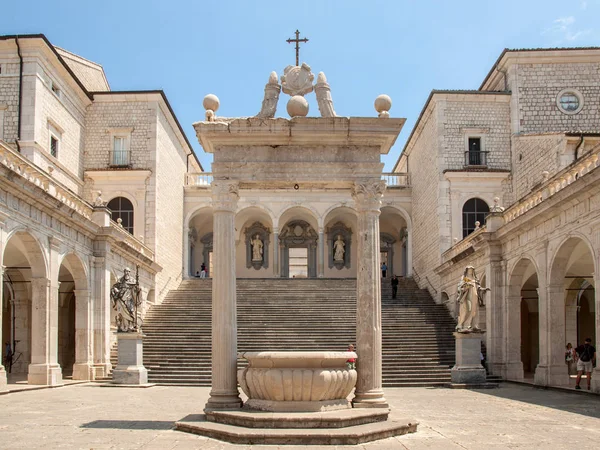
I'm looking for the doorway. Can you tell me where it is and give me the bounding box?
[289,248,308,278]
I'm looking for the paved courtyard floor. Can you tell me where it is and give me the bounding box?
[0,383,598,449]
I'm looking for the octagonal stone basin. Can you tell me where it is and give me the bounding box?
[237,351,358,412]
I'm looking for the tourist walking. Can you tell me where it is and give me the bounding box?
[200,262,207,278]
[575,337,596,390]
[346,344,356,370]
[391,275,399,299]
[565,343,576,375]
[381,262,387,278]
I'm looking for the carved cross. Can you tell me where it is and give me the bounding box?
[286,29,309,66]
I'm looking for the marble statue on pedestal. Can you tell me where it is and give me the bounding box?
[251,234,264,262]
[333,235,345,261]
[456,266,489,333]
[111,267,142,332]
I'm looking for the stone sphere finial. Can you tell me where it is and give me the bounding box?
[117,217,123,227]
[287,95,309,117]
[541,170,550,181]
[374,94,392,118]
[475,221,481,229]
[203,94,220,122]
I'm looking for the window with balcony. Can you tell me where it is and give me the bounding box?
[465,137,487,166]
[107,196,134,234]
[111,136,130,167]
[462,198,490,238]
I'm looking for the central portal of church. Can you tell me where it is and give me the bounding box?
[279,220,318,278]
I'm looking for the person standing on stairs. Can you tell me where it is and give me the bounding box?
[200,262,207,278]
[381,262,387,278]
[391,275,399,299]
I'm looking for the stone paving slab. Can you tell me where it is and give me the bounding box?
[0,383,599,449]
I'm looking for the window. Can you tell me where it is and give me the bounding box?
[557,89,583,115]
[462,198,490,238]
[465,137,487,166]
[107,197,134,234]
[51,82,61,98]
[111,136,130,166]
[50,135,59,158]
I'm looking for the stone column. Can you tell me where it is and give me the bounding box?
[503,295,524,380]
[92,254,112,379]
[318,228,325,278]
[351,181,388,408]
[273,228,280,278]
[205,181,242,410]
[0,264,6,391]
[28,277,62,385]
[534,284,569,386]
[72,289,94,380]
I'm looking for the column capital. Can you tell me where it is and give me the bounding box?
[212,181,239,213]
[272,227,279,234]
[351,180,385,213]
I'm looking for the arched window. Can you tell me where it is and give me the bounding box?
[462,198,489,238]
[107,197,134,234]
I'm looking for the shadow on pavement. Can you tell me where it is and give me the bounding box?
[81,420,175,430]
[469,383,600,419]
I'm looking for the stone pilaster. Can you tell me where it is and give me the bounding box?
[0,264,6,391]
[503,295,525,380]
[273,228,280,278]
[206,180,242,410]
[591,271,600,393]
[318,228,325,278]
[351,181,388,408]
[28,277,62,386]
[92,254,111,378]
[183,226,190,278]
[72,289,94,381]
[534,284,569,386]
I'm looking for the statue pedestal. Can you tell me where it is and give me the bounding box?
[451,332,487,386]
[112,332,148,385]
[0,366,7,392]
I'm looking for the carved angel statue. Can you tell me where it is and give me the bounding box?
[334,235,345,261]
[110,267,142,332]
[251,235,264,261]
[456,266,489,333]
[256,71,281,119]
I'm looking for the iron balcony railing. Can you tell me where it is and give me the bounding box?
[109,150,131,168]
[464,151,488,167]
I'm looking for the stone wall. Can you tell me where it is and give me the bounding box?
[84,99,153,170]
[153,106,187,299]
[512,62,600,135]
[406,104,441,295]
[0,62,19,143]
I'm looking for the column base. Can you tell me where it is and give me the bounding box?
[28,363,63,386]
[534,364,569,387]
[205,390,243,411]
[93,363,112,379]
[0,366,7,391]
[590,368,600,393]
[352,390,389,409]
[499,362,524,381]
[72,362,95,381]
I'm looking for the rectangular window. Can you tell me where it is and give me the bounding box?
[51,82,61,98]
[465,137,487,166]
[50,135,59,158]
[111,136,130,166]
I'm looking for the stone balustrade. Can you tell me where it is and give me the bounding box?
[504,145,600,224]
[111,220,155,261]
[185,172,213,187]
[0,142,93,220]
[442,226,485,262]
[382,172,410,187]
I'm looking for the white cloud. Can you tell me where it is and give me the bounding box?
[581,1,588,10]
[542,16,592,42]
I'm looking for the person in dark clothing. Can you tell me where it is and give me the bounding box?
[391,275,399,299]
[381,262,387,278]
[200,262,207,278]
[575,337,597,390]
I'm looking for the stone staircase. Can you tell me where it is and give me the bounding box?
[113,277,456,387]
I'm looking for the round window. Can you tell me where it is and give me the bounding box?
[556,89,583,114]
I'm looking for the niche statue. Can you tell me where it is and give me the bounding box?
[110,266,142,332]
[251,234,264,262]
[456,266,489,333]
[333,235,345,262]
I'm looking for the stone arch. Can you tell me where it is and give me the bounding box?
[462,197,490,238]
[323,206,357,276]
[3,228,48,279]
[507,256,540,380]
[549,234,597,283]
[277,205,320,232]
[184,204,213,228]
[380,205,412,277]
[235,205,275,241]
[185,206,214,278]
[58,253,89,291]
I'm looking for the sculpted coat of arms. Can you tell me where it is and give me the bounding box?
[281,63,314,96]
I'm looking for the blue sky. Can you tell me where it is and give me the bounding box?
[2,0,600,171]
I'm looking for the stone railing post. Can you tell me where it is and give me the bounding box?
[206,180,242,410]
[351,180,388,408]
[72,289,94,380]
